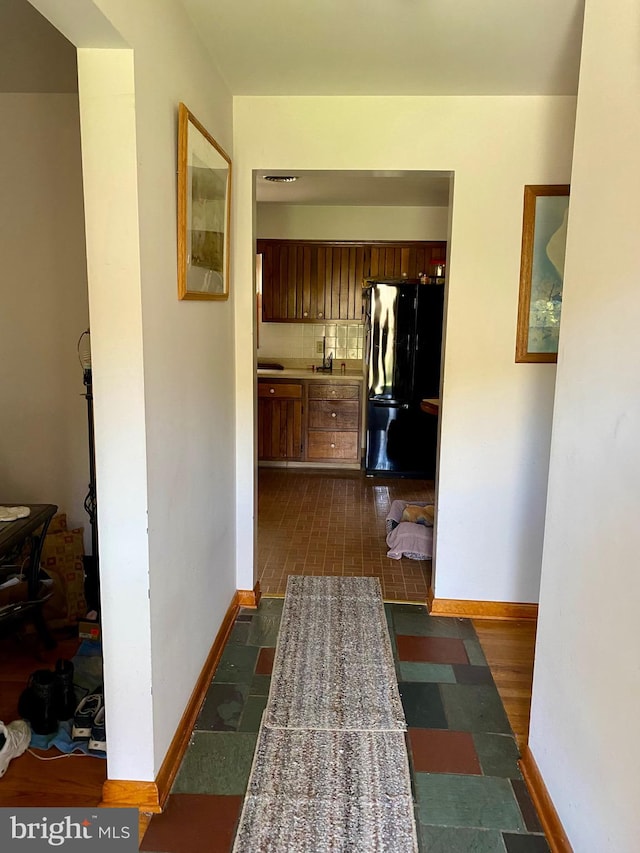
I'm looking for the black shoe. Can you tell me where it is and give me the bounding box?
[54,659,76,721]
[18,670,58,735]
[88,706,106,754]
[72,688,103,741]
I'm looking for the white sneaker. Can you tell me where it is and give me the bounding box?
[0,720,31,778]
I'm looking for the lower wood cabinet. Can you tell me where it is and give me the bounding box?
[305,382,360,462]
[258,378,361,465]
[257,381,303,461]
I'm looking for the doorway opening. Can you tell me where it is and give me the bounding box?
[0,0,104,806]
[253,169,453,603]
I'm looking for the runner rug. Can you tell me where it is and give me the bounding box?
[233,576,418,853]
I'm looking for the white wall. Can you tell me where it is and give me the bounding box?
[76,49,154,782]
[115,0,236,777]
[234,95,576,601]
[34,0,235,781]
[0,93,90,538]
[257,203,448,241]
[530,1,640,849]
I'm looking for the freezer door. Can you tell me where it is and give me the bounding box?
[366,283,417,402]
[365,401,438,477]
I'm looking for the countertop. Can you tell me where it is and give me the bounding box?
[257,368,364,383]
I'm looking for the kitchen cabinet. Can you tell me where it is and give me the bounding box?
[306,382,361,462]
[257,381,303,460]
[257,240,446,323]
[257,377,362,466]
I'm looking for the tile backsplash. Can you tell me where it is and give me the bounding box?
[258,322,364,362]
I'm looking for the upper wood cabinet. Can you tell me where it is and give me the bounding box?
[257,240,446,323]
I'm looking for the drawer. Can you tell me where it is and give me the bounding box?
[308,400,359,430]
[306,431,360,461]
[307,383,360,401]
[258,382,303,399]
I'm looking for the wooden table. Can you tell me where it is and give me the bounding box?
[0,503,58,647]
[420,398,440,416]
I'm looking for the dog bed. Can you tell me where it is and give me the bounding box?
[385,500,434,560]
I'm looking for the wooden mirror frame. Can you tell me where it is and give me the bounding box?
[515,184,570,363]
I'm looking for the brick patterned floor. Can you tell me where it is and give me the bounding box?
[258,468,434,602]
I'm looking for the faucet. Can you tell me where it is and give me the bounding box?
[319,336,333,372]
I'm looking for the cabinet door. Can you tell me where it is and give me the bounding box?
[327,245,369,320]
[368,243,446,280]
[259,240,446,322]
[257,381,303,460]
[258,397,303,460]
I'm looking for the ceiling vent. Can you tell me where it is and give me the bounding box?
[263,175,298,183]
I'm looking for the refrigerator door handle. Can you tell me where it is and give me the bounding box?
[369,399,410,408]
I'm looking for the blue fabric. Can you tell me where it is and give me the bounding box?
[29,720,105,758]
[76,639,102,657]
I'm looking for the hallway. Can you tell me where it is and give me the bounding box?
[141,596,546,852]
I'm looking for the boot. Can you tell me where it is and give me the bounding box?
[18,670,57,735]
[54,659,76,721]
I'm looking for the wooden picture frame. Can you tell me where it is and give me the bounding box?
[515,184,570,362]
[177,103,231,300]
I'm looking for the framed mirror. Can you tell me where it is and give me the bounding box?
[515,184,570,362]
[177,103,231,300]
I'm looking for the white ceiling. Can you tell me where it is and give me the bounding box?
[221,0,584,208]
[181,0,584,97]
[256,170,451,206]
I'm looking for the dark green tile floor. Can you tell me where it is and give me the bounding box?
[141,596,549,853]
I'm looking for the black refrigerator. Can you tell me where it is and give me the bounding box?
[363,279,444,478]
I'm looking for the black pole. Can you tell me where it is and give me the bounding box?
[83,367,100,613]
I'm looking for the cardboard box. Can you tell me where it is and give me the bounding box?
[78,619,101,642]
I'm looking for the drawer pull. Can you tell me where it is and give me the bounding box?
[269,388,275,394]
[331,412,337,418]
[330,443,335,448]
[331,390,336,395]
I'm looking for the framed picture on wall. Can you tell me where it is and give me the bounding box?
[515,184,570,362]
[177,102,232,300]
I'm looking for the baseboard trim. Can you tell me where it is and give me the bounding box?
[519,745,573,852]
[430,598,538,620]
[237,581,261,608]
[426,584,435,610]
[101,589,241,812]
[100,780,160,812]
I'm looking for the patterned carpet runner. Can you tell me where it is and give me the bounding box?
[233,576,418,852]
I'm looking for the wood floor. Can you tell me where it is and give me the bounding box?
[0,631,106,809]
[473,617,537,747]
